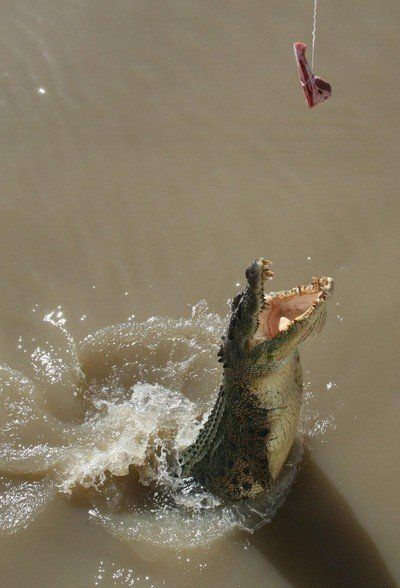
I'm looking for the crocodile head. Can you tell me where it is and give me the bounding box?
[226,259,334,367]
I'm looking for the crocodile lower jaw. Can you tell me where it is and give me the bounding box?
[254,277,334,343]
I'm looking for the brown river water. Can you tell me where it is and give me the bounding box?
[0,1,399,587]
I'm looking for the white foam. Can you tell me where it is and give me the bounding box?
[58,383,199,493]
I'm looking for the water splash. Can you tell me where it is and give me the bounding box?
[0,301,334,547]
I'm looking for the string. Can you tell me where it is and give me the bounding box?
[311,0,318,69]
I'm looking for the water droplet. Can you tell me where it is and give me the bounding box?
[37,87,47,95]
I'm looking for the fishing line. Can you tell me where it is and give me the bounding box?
[311,0,318,69]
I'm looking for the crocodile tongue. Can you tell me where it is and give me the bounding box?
[278,316,292,332]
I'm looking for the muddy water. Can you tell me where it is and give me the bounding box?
[0,1,399,587]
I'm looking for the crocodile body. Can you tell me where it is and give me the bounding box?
[180,259,333,501]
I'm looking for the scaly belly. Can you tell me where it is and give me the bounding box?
[266,398,301,479]
[254,356,303,481]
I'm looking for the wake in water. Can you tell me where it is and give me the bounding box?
[0,302,332,550]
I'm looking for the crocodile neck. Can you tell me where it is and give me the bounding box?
[180,350,303,500]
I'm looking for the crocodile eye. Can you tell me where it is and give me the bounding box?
[259,428,269,437]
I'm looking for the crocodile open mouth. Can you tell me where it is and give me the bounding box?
[255,277,334,342]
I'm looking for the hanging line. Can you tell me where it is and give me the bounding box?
[311,0,318,70]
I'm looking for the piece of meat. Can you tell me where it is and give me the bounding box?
[293,42,332,108]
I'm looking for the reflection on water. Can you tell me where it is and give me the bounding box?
[250,451,398,588]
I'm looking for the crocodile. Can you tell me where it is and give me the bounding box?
[179,258,333,501]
